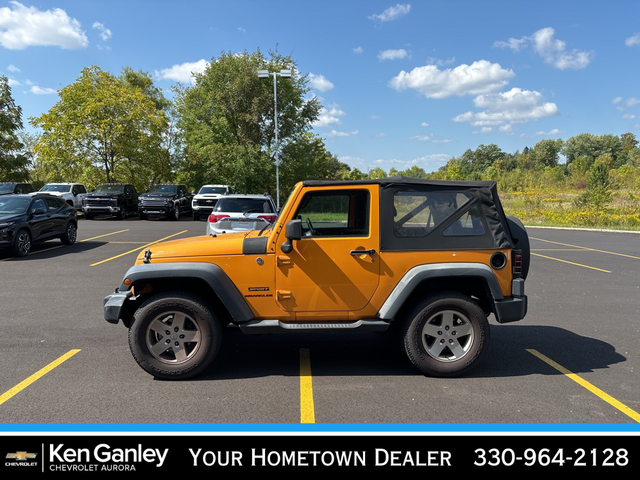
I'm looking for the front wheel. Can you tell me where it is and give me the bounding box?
[13,229,31,257]
[402,291,489,377]
[128,292,222,380]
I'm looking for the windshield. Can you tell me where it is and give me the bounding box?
[41,184,70,192]
[215,197,273,213]
[0,184,15,193]
[94,184,124,194]
[0,196,30,214]
[147,185,177,194]
[199,186,227,195]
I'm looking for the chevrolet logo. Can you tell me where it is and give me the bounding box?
[6,451,37,460]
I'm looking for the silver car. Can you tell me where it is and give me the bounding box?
[205,194,277,235]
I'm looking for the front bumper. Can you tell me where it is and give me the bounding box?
[103,291,129,324]
[138,204,174,215]
[83,205,119,214]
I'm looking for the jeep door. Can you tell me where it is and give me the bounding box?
[275,186,380,318]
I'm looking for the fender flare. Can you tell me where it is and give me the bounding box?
[117,262,254,323]
[378,263,503,320]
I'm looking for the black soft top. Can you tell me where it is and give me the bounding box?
[301,176,514,251]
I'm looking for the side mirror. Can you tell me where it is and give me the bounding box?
[281,219,302,253]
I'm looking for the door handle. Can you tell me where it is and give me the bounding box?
[350,249,376,256]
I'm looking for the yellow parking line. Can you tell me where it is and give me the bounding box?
[0,350,81,406]
[527,349,640,423]
[81,229,130,242]
[531,252,611,273]
[90,230,188,266]
[531,236,640,260]
[300,348,315,423]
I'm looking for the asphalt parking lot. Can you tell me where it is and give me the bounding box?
[0,215,639,429]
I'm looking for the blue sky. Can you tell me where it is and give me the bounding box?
[2,0,640,175]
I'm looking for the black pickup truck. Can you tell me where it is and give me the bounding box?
[137,184,193,220]
[82,183,139,220]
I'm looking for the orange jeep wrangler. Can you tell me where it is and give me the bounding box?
[104,177,529,380]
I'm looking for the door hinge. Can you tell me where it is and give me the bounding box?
[277,255,292,266]
[277,290,292,300]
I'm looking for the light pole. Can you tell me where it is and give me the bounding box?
[258,69,291,211]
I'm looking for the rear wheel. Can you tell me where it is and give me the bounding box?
[128,292,222,380]
[402,291,489,377]
[60,222,77,245]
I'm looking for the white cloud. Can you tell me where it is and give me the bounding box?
[389,60,514,99]
[155,59,208,84]
[0,1,88,50]
[326,129,358,137]
[494,27,593,70]
[625,33,640,47]
[313,104,346,127]
[613,96,640,110]
[378,48,409,61]
[353,46,363,54]
[369,4,411,23]
[30,85,56,95]
[7,64,20,72]
[453,88,559,127]
[308,73,334,92]
[92,22,112,41]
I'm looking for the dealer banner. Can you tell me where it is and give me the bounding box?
[0,434,636,474]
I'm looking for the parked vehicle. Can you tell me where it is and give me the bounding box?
[0,182,35,195]
[40,183,88,209]
[104,177,529,380]
[138,184,193,220]
[206,194,277,235]
[0,193,77,257]
[191,184,232,220]
[82,183,138,220]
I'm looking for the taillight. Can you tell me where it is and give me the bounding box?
[512,249,523,277]
[257,215,277,223]
[209,214,229,223]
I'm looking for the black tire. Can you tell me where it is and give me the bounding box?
[172,204,180,220]
[192,212,199,221]
[139,212,147,220]
[117,205,126,220]
[12,229,31,257]
[128,292,222,380]
[402,291,489,377]
[84,212,93,220]
[507,216,530,279]
[60,221,77,245]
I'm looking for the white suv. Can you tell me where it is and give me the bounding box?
[39,183,88,209]
[191,184,232,220]
[206,194,277,235]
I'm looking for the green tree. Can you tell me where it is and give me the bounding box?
[30,66,170,191]
[576,159,613,210]
[0,76,28,181]
[175,48,322,203]
[530,138,564,169]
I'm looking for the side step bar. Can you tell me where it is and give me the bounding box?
[238,319,391,334]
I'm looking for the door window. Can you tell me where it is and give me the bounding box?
[294,190,369,237]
